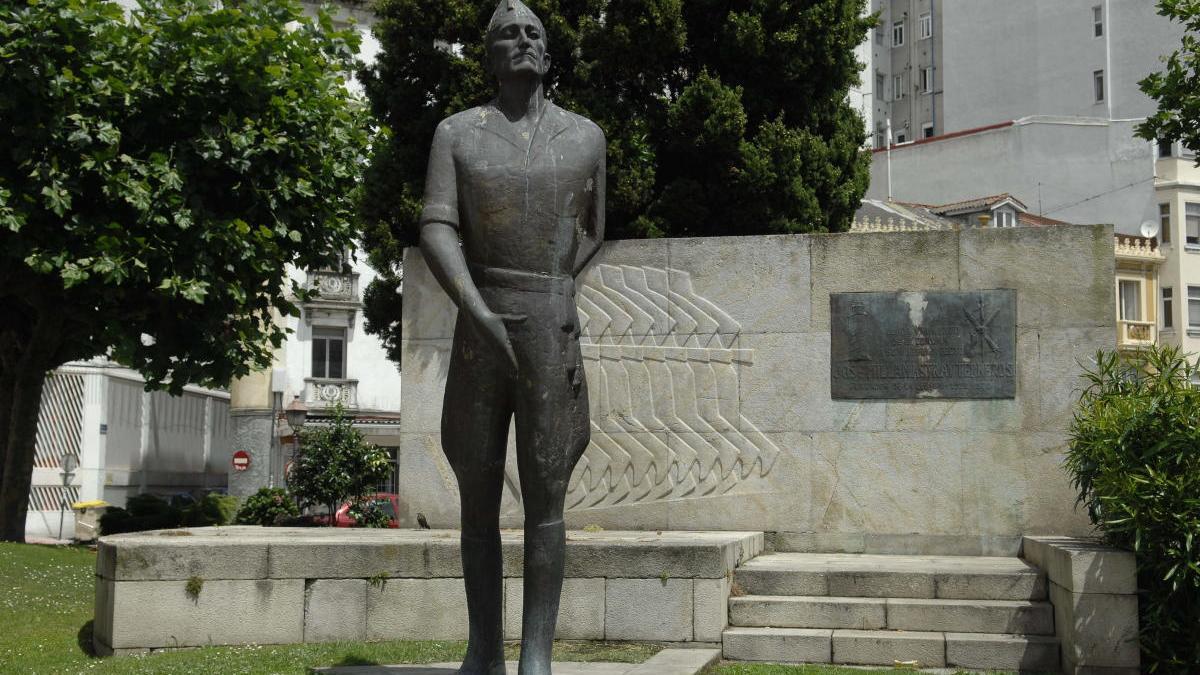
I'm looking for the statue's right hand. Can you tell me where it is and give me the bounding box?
[470,309,526,372]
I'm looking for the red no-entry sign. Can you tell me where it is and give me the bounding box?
[232,450,251,472]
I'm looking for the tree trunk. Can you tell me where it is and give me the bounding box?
[0,309,63,543]
[0,367,14,501]
[0,367,46,542]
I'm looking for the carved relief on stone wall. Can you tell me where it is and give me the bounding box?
[564,264,781,509]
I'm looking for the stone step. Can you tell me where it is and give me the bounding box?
[730,595,1055,635]
[735,552,1046,600]
[722,627,1060,671]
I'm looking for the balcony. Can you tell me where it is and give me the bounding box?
[303,270,361,327]
[304,378,359,411]
[306,270,359,303]
[1117,320,1156,351]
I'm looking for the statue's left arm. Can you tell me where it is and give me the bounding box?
[573,130,606,276]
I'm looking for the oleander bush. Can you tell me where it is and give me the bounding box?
[1067,346,1200,671]
[235,487,300,526]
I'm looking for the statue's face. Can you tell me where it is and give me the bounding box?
[488,16,549,82]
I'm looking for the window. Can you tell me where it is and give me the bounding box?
[876,72,885,94]
[375,448,399,494]
[919,12,932,39]
[1119,280,1142,321]
[995,210,1017,228]
[895,131,907,144]
[1190,286,1200,328]
[312,326,346,379]
[892,20,904,47]
[875,28,883,45]
[922,122,935,139]
[1160,203,1172,244]
[893,74,904,100]
[1186,203,1200,244]
[1159,138,1174,158]
[1093,5,1103,37]
[1094,70,1105,103]
[875,132,885,149]
[920,67,934,94]
[1163,287,1174,329]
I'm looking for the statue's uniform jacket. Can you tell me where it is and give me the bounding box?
[421,100,604,513]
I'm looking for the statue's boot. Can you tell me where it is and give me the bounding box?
[517,518,566,675]
[459,530,506,675]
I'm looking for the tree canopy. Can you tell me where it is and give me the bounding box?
[358,0,875,361]
[1138,1,1200,154]
[0,0,370,541]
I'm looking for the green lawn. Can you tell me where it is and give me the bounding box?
[0,542,985,675]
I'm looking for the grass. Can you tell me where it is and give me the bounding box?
[0,542,1001,675]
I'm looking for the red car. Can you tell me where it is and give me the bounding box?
[315,493,401,528]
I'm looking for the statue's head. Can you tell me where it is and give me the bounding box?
[486,0,549,84]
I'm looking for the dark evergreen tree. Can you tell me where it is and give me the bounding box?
[358,0,875,356]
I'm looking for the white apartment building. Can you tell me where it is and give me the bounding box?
[869,0,1181,147]
[1153,146,1200,368]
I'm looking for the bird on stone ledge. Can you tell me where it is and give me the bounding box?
[416,512,431,529]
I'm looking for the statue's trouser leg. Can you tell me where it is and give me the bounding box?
[443,318,513,675]
[512,321,590,675]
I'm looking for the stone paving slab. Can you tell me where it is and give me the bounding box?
[312,649,720,675]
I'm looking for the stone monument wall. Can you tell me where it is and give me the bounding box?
[397,226,1115,555]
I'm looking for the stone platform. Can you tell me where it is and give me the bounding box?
[93,527,761,655]
[313,648,721,675]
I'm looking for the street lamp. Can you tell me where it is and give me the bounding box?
[285,395,308,434]
[283,396,308,486]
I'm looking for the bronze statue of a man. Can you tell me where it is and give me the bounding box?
[419,1,605,673]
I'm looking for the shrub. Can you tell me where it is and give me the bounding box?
[181,493,240,527]
[289,404,391,525]
[99,494,180,534]
[347,499,391,529]
[1067,346,1200,671]
[234,487,299,526]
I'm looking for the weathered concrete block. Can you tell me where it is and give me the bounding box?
[1050,582,1140,668]
[1023,536,1137,594]
[97,537,268,581]
[269,540,428,580]
[722,627,832,663]
[504,578,605,640]
[366,578,469,641]
[827,569,935,599]
[730,596,886,630]
[958,224,1114,328]
[810,230,961,331]
[933,570,1046,601]
[946,632,1060,671]
[692,577,730,642]
[885,597,1054,634]
[304,579,367,643]
[831,629,945,667]
[626,648,721,675]
[105,578,303,649]
[604,578,692,642]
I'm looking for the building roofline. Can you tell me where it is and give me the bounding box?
[873,120,1014,154]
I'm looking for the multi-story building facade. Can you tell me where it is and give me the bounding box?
[1153,146,1200,374]
[870,0,944,147]
[869,0,1182,147]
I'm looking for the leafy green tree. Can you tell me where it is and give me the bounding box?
[358,0,875,355]
[1139,1,1200,153]
[0,0,370,541]
[289,405,391,525]
[1067,346,1200,671]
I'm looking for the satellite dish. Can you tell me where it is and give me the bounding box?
[1140,220,1161,239]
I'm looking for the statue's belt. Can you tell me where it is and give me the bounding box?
[468,264,584,384]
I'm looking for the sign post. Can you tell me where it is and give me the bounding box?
[232,450,251,472]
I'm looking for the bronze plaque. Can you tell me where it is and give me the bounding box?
[831,290,1017,399]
